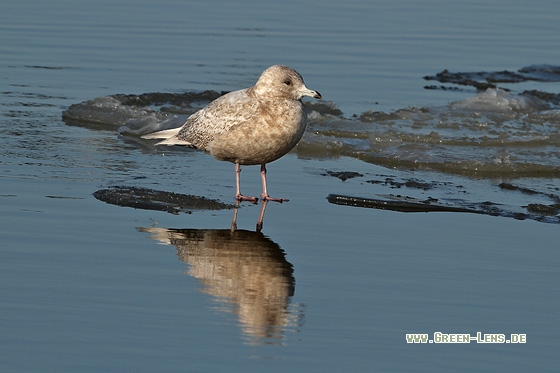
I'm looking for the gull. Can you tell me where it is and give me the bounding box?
[142,65,321,203]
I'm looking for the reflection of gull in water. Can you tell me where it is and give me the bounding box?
[232,199,270,232]
[142,65,321,203]
[139,226,301,345]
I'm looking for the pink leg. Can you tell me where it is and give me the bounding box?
[235,163,258,203]
[260,164,289,203]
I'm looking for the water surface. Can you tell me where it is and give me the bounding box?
[2,0,560,372]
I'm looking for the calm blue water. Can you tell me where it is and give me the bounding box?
[2,0,560,372]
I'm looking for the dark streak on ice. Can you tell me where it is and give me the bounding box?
[424,64,560,92]
[93,186,234,215]
[324,172,560,224]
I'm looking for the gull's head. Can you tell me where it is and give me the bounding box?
[253,65,322,101]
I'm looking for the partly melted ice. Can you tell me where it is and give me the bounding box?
[63,85,560,179]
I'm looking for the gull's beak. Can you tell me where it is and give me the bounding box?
[301,88,322,100]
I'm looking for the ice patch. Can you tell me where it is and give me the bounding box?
[451,89,535,112]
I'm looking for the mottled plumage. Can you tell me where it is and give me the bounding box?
[142,65,321,202]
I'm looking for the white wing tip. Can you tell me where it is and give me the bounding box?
[154,137,193,146]
[141,128,193,146]
[141,127,181,140]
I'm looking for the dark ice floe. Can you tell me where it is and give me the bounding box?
[424,64,560,90]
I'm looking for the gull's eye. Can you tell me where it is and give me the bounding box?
[284,80,292,86]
